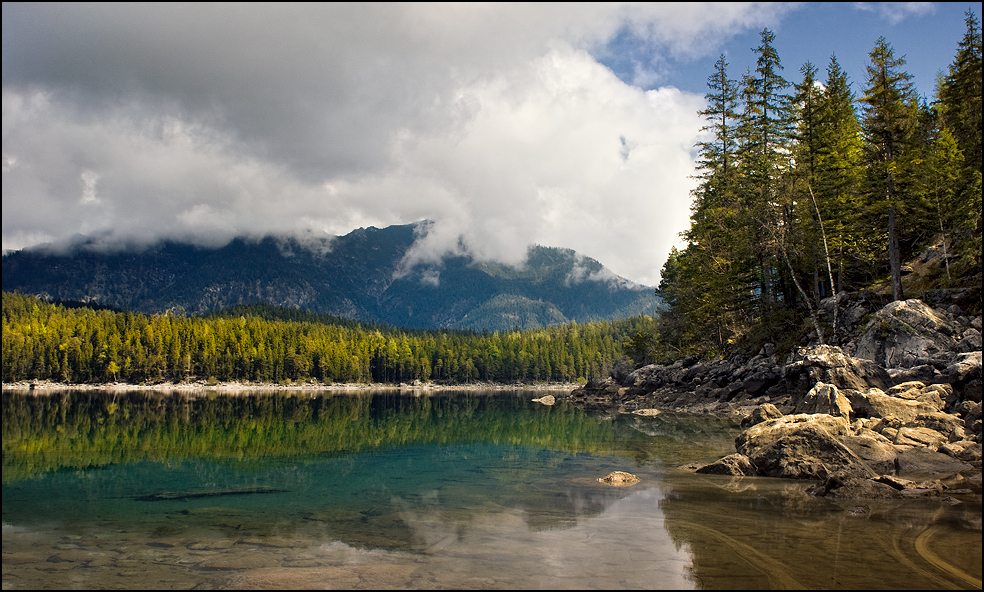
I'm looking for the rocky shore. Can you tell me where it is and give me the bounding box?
[569,296,982,499]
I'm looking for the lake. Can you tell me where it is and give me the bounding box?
[2,389,981,589]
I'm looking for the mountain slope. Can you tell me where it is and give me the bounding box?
[1,223,660,331]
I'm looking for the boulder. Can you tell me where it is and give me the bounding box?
[945,351,982,405]
[938,440,982,463]
[782,345,891,398]
[893,426,949,449]
[854,300,963,369]
[956,328,982,353]
[887,364,941,384]
[852,387,944,423]
[598,471,640,487]
[741,403,784,427]
[735,414,875,480]
[894,447,974,480]
[838,430,899,475]
[695,453,756,476]
[793,382,853,420]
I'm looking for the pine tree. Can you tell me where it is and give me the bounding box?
[736,28,794,308]
[939,10,983,170]
[860,37,920,301]
[813,55,868,293]
[937,10,983,285]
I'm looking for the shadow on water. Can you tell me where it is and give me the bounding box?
[2,389,981,589]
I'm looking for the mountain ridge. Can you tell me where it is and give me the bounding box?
[1,223,660,331]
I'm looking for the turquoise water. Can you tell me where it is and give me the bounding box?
[2,389,981,589]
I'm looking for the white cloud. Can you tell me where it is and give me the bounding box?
[2,3,795,285]
[852,2,936,26]
[79,169,100,204]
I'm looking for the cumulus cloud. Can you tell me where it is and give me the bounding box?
[1,3,793,285]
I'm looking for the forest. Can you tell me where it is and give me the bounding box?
[656,13,982,359]
[1,292,649,385]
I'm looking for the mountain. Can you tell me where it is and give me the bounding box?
[1,223,660,331]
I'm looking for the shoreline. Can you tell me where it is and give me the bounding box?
[1,379,582,394]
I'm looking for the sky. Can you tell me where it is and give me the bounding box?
[3,2,980,287]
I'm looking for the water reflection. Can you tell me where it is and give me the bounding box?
[2,389,625,481]
[660,473,983,589]
[2,389,980,590]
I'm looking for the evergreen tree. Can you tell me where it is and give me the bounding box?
[939,10,983,170]
[814,55,868,293]
[937,10,983,286]
[859,37,920,301]
[736,28,794,307]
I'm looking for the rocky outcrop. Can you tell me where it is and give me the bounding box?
[693,381,981,498]
[735,413,877,480]
[854,299,967,369]
[570,297,982,416]
[570,296,982,499]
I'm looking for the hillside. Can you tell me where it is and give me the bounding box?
[1,223,660,331]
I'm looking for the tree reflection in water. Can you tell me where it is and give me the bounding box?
[2,389,980,590]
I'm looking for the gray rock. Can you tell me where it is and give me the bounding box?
[887,364,941,384]
[854,300,962,369]
[793,382,853,420]
[852,387,944,422]
[944,351,982,406]
[783,345,891,395]
[742,403,784,427]
[695,453,756,476]
[956,328,982,353]
[945,351,982,383]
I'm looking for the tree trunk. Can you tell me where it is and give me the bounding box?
[888,205,904,301]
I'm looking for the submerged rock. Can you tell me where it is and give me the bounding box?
[598,471,640,487]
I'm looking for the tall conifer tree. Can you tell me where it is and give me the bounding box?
[814,55,867,294]
[737,28,794,309]
[860,37,919,301]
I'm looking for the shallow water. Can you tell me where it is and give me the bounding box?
[2,389,981,589]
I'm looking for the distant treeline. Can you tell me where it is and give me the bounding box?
[2,292,646,385]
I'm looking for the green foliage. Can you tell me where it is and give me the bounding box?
[1,390,620,481]
[658,18,982,358]
[621,316,663,367]
[2,292,650,385]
